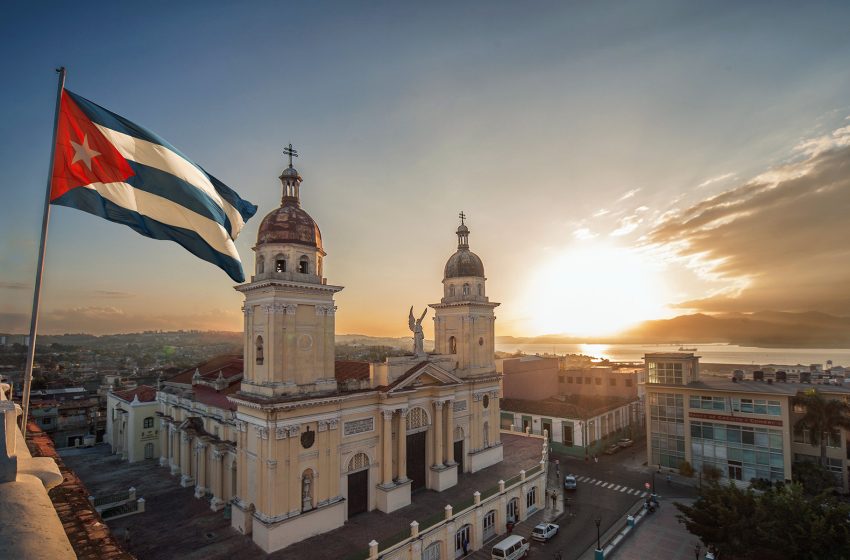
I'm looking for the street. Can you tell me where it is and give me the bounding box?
[528,445,699,560]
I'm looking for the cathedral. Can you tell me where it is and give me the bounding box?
[164,154,504,554]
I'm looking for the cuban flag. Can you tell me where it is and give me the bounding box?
[50,90,257,282]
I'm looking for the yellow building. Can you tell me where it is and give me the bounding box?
[220,160,503,553]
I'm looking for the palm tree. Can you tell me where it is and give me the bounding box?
[791,389,850,467]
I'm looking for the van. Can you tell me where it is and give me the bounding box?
[491,535,529,560]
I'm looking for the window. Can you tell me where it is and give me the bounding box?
[276,258,286,272]
[449,285,455,297]
[477,284,483,296]
[526,486,538,509]
[483,510,496,539]
[256,335,264,365]
[648,362,683,384]
[256,256,265,274]
[463,283,470,296]
[143,417,154,429]
[299,256,309,274]
[609,378,616,386]
[423,542,441,560]
[449,336,457,354]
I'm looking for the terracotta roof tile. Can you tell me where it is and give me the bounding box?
[112,385,158,403]
[166,355,243,385]
[334,361,371,382]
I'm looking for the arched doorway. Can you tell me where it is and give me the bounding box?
[483,509,497,541]
[346,453,370,518]
[506,497,519,523]
[454,524,471,559]
[406,407,430,491]
[423,541,441,560]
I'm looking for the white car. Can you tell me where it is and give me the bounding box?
[530,522,559,542]
[564,474,577,490]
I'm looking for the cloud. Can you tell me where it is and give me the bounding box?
[617,188,641,202]
[647,127,850,315]
[611,215,643,237]
[92,290,135,299]
[0,306,242,335]
[573,228,597,240]
[697,172,736,188]
[593,209,610,218]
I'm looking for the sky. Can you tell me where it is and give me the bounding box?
[2,1,850,339]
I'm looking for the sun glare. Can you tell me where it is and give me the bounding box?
[521,243,670,337]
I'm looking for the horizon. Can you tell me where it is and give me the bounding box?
[4,2,850,341]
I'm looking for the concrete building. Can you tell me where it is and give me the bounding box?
[644,352,850,491]
[558,365,640,400]
[106,385,159,462]
[498,356,559,401]
[156,160,504,554]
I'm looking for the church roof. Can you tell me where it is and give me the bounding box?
[335,361,371,382]
[256,202,323,249]
[444,249,484,278]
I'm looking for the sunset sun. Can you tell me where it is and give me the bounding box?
[522,243,671,337]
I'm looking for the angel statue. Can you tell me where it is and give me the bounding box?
[408,306,428,357]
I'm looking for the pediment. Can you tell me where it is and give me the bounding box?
[389,362,463,393]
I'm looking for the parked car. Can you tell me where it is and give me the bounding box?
[564,474,577,490]
[618,438,634,448]
[531,523,559,542]
[491,535,530,560]
[604,443,621,455]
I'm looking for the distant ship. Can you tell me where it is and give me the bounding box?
[679,346,698,352]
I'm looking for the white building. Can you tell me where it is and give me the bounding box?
[106,385,160,462]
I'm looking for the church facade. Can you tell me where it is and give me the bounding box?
[228,159,504,553]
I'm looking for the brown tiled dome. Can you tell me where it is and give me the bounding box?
[256,201,323,249]
[444,249,484,278]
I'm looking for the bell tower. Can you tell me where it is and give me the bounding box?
[235,146,342,397]
[430,213,499,377]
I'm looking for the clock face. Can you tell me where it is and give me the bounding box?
[301,427,315,449]
[483,395,490,409]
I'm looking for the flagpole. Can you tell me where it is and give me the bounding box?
[20,67,66,438]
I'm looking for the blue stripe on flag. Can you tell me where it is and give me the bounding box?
[66,90,192,164]
[52,188,246,282]
[126,161,233,236]
[205,170,258,225]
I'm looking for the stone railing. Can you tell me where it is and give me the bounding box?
[363,439,549,560]
[90,486,136,510]
[0,383,75,559]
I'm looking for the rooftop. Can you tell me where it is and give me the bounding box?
[502,396,633,419]
[650,377,850,396]
[112,384,157,403]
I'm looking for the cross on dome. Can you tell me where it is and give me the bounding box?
[283,143,299,168]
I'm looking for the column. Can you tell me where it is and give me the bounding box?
[397,409,408,482]
[445,400,455,465]
[210,448,226,510]
[433,401,444,467]
[381,410,393,486]
[159,420,169,466]
[195,442,207,498]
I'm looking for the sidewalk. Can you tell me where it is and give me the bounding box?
[608,498,698,560]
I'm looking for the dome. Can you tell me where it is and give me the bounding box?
[444,249,484,278]
[256,202,323,250]
[279,166,301,180]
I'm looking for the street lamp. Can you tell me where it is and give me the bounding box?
[595,517,602,551]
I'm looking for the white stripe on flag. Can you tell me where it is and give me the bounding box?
[95,125,246,239]
[81,181,240,261]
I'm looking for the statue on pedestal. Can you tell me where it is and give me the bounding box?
[408,306,428,358]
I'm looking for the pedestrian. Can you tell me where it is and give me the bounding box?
[462,535,469,555]
[594,454,598,464]
[551,490,557,508]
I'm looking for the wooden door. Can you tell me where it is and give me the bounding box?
[407,431,427,491]
[347,469,368,517]
[454,440,464,473]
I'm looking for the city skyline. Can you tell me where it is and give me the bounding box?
[3,2,850,338]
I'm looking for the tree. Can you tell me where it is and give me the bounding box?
[676,482,850,560]
[791,389,850,467]
[792,460,837,496]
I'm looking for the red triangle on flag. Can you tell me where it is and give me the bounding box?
[51,91,134,202]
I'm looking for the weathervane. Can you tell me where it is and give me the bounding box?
[283,143,299,167]
[459,211,466,226]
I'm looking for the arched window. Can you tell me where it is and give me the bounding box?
[477,284,482,296]
[299,256,309,274]
[275,257,286,273]
[406,407,430,432]
[483,509,496,540]
[455,524,471,557]
[449,336,457,354]
[449,285,455,297]
[462,283,470,296]
[301,469,314,512]
[454,426,464,442]
[347,452,370,473]
[255,336,264,365]
[423,541,441,560]
[143,416,154,429]
[527,485,538,509]
[256,255,265,274]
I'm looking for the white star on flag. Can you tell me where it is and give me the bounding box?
[70,134,101,170]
